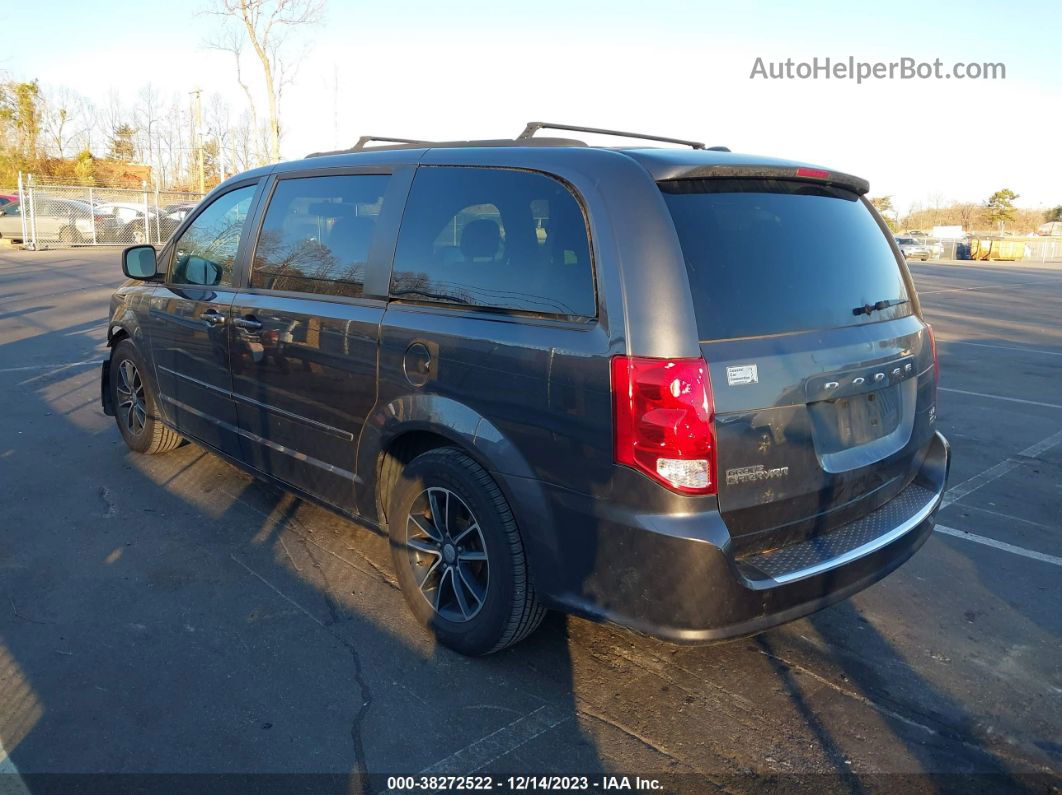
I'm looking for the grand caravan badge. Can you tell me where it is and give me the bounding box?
[726,464,790,485]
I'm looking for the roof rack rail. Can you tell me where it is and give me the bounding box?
[351,135,432,150]
[517,121,706,150]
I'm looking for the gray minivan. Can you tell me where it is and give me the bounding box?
[102,123,950,655]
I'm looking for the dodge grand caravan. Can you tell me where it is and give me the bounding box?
[101,122,950,655]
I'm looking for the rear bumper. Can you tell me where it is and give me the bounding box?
[514,432,950,643]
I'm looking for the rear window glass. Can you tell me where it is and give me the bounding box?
[661,179,911,340]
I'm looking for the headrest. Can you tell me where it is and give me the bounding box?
[307,201,354,219]
[460,219,500,260]
[330,215,377,261]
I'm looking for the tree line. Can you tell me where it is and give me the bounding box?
[871,192,1061,236]
[0,0,322,191]
[0,78,264,190]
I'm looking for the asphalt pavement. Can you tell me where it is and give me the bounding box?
[0,249,1059,791]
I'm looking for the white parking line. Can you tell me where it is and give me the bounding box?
[942,428,1062,508]
[935,525,1062,567]
[918,279,1055,295]
[939,387,1062,410]
[0,358,104,374]
[416,703,572,775]
[940,340,1062,358]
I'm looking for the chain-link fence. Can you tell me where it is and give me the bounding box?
[902,234,1062,263]
[3,175,205,249]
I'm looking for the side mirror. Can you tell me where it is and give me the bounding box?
[123,245,158,280]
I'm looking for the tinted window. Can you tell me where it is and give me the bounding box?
[390,167,594,318]
[661,179,911,339]
[251,174,389,298]
[171,184,256,287]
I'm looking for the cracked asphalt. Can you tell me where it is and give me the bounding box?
[0,248,1059,790]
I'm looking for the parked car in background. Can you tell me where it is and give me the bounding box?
[0,198,119,244]
[96,203,159,244]
[0,194,17,206]
[895,236,933,260]
[0,201,24,240]
[97,201,195,244]
[162,202,197,225]
[102,123,949,655]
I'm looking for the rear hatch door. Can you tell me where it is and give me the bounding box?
[661,177,938,554]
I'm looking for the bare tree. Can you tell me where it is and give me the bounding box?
[206,92,234,181]
[230,109,259,172]
[42,86,88,158]
[135,84,165,183]
[208,0,323,164]
[208,30,265,166]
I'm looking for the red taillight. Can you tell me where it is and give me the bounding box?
[795,167,830,180]
[926,324,940,383]
[611,356,716,495]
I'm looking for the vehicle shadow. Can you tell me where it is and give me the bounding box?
[0,332,599,792]
[760,600,1044,790]
[1,302,1056,791]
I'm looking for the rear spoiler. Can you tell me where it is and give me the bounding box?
[658,165,870,196]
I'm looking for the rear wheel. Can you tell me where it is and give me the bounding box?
[388,447,545,655]
[109,340,182,454]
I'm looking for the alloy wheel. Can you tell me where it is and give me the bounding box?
[115,359,147,436]
[405,486,489,622]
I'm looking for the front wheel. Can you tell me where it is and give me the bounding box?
[109,340,183,454]
[388,447,545,655]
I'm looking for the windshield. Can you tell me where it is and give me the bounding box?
[661,179,912,340]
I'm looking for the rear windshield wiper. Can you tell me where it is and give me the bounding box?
[853,298,908,316]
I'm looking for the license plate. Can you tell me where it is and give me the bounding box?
[832,386,900,447]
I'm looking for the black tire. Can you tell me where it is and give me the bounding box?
[109,340,183,455]
[388,447,545,655]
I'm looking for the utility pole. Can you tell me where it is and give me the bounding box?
[190,88,205,194]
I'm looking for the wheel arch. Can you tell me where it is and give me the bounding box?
[359,395,551,543]
[107,324,131,348]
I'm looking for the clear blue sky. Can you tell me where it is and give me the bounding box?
[4,0,1060,211]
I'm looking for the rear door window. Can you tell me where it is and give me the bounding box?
[390,167,595,318]
[251,174,389,298]
[661,179,911,340]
